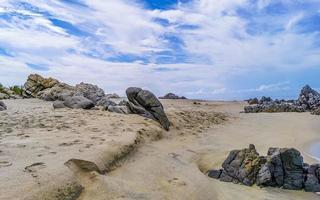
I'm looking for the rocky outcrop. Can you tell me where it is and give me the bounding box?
[0,101,7,111]
[38,83,75,101]
[74,82,105,104]
[126,87,170,131]
[107,105,130,114]
[244,85,320,113]
[297,85,320,110]
[105,93,120,99]
[208,145,320,192]
[23,74,59,98]
[159,93,187,99]
[0,87,22,100]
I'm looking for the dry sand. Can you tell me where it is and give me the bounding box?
[0,99,319,200]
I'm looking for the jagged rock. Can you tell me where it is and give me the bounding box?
[74,82,105,104]
[256,148,284,187]
[259,96,272,104]
[209,145,313,192]
[0,101,7,111]
[107,105,130,114]
[38,83,75,101]
[244,102,305,113]
[23,74,59,98]
[126,87,170,131]
[297,85,320,110]
[118,100,128,106]
[219,144,264,186]
[305,164,320,192]
[63,96,94,109]
[105,93,120,99]
[159,93,187,99]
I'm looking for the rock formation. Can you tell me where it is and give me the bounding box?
[244,85,320,114]
[208,145,320,192]
[0,101,7,111]
[23,74,59,98]
[126,87,170,130]
[159,93,187,99]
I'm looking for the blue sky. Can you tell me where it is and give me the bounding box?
[0,0,320,100]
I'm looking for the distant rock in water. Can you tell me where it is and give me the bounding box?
[243,85,320,114]
[159,93,187,99]
[126,87,170,131]
[208,145,320,192]
[0,101,7,111]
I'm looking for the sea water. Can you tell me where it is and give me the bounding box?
[309,142,320,161]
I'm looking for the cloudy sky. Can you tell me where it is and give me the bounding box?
[0,0,320,100]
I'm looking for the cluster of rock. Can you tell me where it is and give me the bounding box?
[159,93,187,99]
[0,101,7,111]
[208,144,320,192]
[22,74,170,130]
[0,87,22,100]
[244,85,320,114]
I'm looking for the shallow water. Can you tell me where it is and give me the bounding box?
[308,142,320,161]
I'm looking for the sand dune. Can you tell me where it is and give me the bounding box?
[0,99,319,199]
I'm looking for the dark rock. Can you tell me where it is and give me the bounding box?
[305,164,320,192]
[63,96,94,109]
[126,87,170,131]
[118,100,128,106]
[208,169,223,179]
[297,85,320,110]
[259,96,272,104]
[159,93,187,99]
[218,144,264,186]
[0,101,7,111]
[280,148,304,190]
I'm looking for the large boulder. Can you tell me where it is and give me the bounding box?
[63,96,94,109]
[107,105,130,114]
[218,144,264,186]
[159,93,187,99]
[126,87,170,131]
[209,145,313,192]
[23,74,59,98]
[74,82,105,104]
[96,97,117,109]
[0,92,9,100]
[0,101,7,111]
[38,83,75,101]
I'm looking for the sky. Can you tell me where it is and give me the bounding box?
[0,0,320,100]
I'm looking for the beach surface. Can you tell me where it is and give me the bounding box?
[0,99,319,200]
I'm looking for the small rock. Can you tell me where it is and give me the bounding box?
[0,101,7,111]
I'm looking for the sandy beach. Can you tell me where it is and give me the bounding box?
[0,99,319,200]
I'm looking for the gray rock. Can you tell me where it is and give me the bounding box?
[53,101,66,109]
[63,96,94,109]
[305,164,320,192]
[107,105,130,114]
[96,97,117,109]
[0,101,7,111]
[208,169,222,179]
[126,87,170,131]
[74,82,105,104]
[38,83,75,101]
[0,93,9,100]
[248,98,259,105]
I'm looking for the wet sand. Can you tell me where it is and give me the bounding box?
[0,99,320,200]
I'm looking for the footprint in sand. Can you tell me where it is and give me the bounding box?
[24,162,46,173]
[168,177,186,186]
[0,161,12,168]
